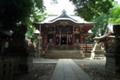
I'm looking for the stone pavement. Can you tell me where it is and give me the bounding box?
[33,58,58,63]
[51,59,92,80]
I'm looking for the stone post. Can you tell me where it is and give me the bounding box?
[105,25,120,76]
[10,24,28,75]
[113,25,120,74]
[34,29,41,57]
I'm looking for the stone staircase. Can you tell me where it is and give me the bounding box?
[42,45,92,59]
[44,49,86,59]
[48,45,80,50]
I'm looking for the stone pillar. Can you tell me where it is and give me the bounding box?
[10,24,28,74]
[113,25,120,74]
[105,25,120,76]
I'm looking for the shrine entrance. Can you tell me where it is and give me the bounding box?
[55,32,73,46]
[61,35,67,45]
[55,24,73,46]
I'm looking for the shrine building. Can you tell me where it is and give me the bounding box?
[39,10,94,50]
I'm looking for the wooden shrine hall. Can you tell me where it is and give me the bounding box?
[39,10,94,51]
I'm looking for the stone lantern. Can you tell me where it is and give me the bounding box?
[34,29,42,57]
[92,24,120,77]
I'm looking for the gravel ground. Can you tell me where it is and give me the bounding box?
[74,59,119,80]
[16,63,56,80]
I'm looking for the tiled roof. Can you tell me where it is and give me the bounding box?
[41,10,93,24]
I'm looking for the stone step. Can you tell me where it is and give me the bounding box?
[48,45,80,50]
[43,50,88,59]
[48,50,80,54]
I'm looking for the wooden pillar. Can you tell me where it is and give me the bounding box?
[59,31,61,46]
[80,36,83,43]
[72,26,75,46]
[53,24,56,47]
[67,32,68,46]
[42,24,48,53]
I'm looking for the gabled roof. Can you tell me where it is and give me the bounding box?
[41,10,93,24]
[50,10,77,22]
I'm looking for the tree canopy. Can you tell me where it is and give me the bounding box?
[70,0,115,36]
[70,0,114,21]
[109,4,120,24]
[0,0,44,31]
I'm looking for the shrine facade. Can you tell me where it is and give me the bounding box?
[39,11,93,50]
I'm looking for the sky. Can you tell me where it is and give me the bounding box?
[43,0,75,15]
[44,0,120,15]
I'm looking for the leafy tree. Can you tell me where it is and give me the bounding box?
[0,0,45,55]
[93,2,120,36]
[0,0,44,31]
[0,0,45,74]
[92,13,109,36]
[109,4,120,24]
[0,0,47,43]
[70,0,114,21]
[25,6,46,39]
[70,0,114,36]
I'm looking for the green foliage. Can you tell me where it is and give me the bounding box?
[0,0,44,30]
[0,0,46,40]
[0,0,30,29]
[93,2,120,36]
[92,14,109,36]
[109,4,120,24]
[70,0,114,21]
[70,0,114,19]
[31,7,46,22]
[25,7,46,39]
[70,0,114,36]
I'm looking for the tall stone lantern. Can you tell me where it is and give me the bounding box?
[104,25,120,76]
[113,25,120,74]
[94,24,120,77]
[34,29,42,57]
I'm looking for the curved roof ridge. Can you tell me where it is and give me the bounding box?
[41,10,94,24]
[50,10,77,22]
